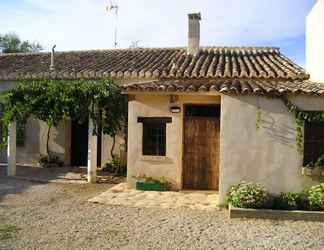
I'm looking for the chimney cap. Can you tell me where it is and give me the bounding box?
[188,13,201,20]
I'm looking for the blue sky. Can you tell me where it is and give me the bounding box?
[0,0,316,66]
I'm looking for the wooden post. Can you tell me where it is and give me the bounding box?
[87,117,97,183]
[7,119,17,176]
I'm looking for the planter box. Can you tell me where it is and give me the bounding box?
[301,167,324,177]
[136,181,167,191]
[228,205,324,222]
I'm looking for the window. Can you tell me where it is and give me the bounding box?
[138,117,171,156]
[303,119,324,165]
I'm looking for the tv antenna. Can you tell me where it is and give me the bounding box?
[130,40,140,49]
[106,1,119,48]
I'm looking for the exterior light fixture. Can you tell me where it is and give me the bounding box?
[170,105,181,113]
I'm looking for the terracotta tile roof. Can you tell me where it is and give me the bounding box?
[124,79,324,95]
[0,47,308,81]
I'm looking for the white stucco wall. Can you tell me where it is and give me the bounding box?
[101,132,126,166]
[127,94,221,189]
[128,93,322,201]
[0,118,66,165]
[219,95,321,202]
[307,0,324,82]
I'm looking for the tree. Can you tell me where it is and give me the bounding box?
[0,33,43,53]
[0,79,126,162]
[2,80,65,156]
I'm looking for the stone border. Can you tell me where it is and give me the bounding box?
[228,205,324,222]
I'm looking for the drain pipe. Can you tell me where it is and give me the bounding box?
[50,45,56,71]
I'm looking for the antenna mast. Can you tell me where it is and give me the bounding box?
[106,1,119,48]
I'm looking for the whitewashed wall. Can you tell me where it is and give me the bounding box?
[127,94,221,189]
[219,95,321,202]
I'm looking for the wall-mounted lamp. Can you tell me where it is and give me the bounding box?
[170,105,181,113]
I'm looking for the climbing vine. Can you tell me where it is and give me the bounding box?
[256,107,262,130]
[255,96,324,155]
[282,97,324,154]
[0,79,127,159]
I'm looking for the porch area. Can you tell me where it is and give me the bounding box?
[89,183,219,210]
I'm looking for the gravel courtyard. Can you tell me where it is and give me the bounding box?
[0,176,323,250]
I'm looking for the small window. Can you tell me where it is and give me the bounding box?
[138,117,171,156]
[303,119,324,165]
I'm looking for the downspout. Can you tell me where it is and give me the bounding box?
[50,45,56,71]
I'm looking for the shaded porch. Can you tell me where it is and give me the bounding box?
[1,164,125,184]
[1,119,124,183]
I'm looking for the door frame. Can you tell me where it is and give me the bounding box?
[181,103,221,190]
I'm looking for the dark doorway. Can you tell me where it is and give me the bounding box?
[71,118,102,167]
[71,119,89,166]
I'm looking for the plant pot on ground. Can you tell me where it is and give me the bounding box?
[133,175,171,191]
[301,167,315,176]
[302,155,324,177]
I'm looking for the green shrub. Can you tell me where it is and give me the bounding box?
[274,192,300,210]
[307,183,324,211]
[296,192,310,211]
[102,155,126,177]
[39,154,64,168]
[226,182,270,209]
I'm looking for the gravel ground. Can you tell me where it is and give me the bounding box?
[0,176,323,250]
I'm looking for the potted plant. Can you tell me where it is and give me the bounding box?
[316,155,324,176]
[133,175,171,191]
[302,155,324,177]
[301,165,314,176]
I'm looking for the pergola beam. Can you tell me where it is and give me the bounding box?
[87,117,97,183]
[7,118,17,176]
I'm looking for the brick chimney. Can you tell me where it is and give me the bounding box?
[188,13,201,55]
[306,0,324,82]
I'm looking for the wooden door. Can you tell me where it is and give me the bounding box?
[183,116,220,190]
